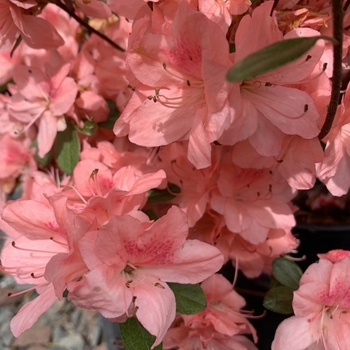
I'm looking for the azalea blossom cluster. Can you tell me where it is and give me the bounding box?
[0,0,349,348]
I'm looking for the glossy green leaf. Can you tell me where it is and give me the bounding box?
[270,276,283,290]
[120,317,162,350]
[98,99,120,129]
[227,36,335,82]
[0,79,13,93]
[167,282,206,315]
[272,257,303,290]
[263,286,294,314]
[54,122,80,174]
[30,140,52,167]
[75,119,97,136]
[147,183,181,204]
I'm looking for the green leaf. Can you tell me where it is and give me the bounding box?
[272,257,303,290]
[147,183,181,204]
[270,276,283,290]
[143,208,159,221]
[75,119,97,136]
[263,286,294,314]
[167,282,206,315]
[226,36,335,82]
[119,317,162,350]
[98,99,120,129]
[0,79,13,93]
[30,140,52,167]
[54,122,80,174]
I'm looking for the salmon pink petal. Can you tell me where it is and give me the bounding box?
[10,7,64,49]
[50,77,78,116]
[128,99,194,146]
[133,275,176,347]
[242,86,320,139]
[37,111,57,157]
[75,0,112,19]
[2,200,61,239]
[68,265,133,318]
[127,170,166,195]
[45,249,88,299]
[141,239,224,284]
[10,284,57,337]
[248,116,285,157]
[188,108,212,169]
[271,316,316,350]
[234,1,283,62]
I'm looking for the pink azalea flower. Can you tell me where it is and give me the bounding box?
[231,136,324,190]
[164,274,258,349]
[75,0,112,19]
[156,142,221,227]
[210,154,295,244]
[0,0,64,52]
[114,1,231,168]
[69,206,224,347]
[8,60,78,157]
[198,0,251,33]
[220,1,324,157]
[0,202,69,336]
[229,228,298,278]
[317,87,350,195]
[272,254,350,350]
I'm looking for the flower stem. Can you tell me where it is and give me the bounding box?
[318,0,343,140]
[52,0,126,53]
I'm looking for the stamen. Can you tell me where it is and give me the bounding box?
[11,241,64,254]
[8,282,48,297]
[31,272,44,279]
[61,184,87,204]
[87,168,105,197]
[232,255,239,288]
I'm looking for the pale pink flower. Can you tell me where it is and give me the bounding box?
[228,228,298,278]
[0,133,35,194]
[8,60,78,157]
[219,2,324,157]
[69,206,224,347]
[74,0,112,19]
[317,87,350,196]
[272,255,350,350]
[156,142,221,227]
[0,0,64,52]
[210,154,295,244]
[114,1,231,168]
[231,136,324,190]
[198,0,251,33]
[164,274,258,349]
[0,194,103,338]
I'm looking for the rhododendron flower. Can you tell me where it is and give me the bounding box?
[0,196,92,336]
[317,86,350,196]
[164,274,258,349]
[0,0,64,52]
[272,254,350,350]
[69,206,224,347]
[198,0,251,33]
[210,154,295,244]
[114,1,231,168]
[219,1,324,157]
[8,60,78,157]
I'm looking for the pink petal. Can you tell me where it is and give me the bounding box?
[271,316,316,350]
[133,276,176,347]
[140,239,224,284]
[10,284,57,337]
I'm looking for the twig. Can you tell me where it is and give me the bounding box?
[52,0,126,53]
[318,0,343,140]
